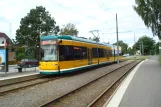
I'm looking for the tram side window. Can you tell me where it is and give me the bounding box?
[99,48,104,57]
[112,49,115,56]
[104,49,107,57]
[92,48,98,58]
[74,46,81,60]
[108,50,112,56]
[74,46,87,60]
[107,50,111,57]
[81,47,87,59]
[59,45,73,61]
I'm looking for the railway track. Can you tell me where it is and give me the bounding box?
[0,65,113,96]
[39,60,140,107]
[87,61,140,107]
[0,76,59,96]
[0,61,128,96]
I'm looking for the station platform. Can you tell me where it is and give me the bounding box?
[106,56,161,107]
[0,66,40,86]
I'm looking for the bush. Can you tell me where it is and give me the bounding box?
[16,53,25,60]
[159,56,161,64]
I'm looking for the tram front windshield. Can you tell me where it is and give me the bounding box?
[41,40,57,61]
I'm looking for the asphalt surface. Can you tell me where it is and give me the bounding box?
[119,56,161,107]
[0,65,38,73]
[0,65,38,78]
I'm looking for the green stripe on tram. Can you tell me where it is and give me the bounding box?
[40,35,105,45]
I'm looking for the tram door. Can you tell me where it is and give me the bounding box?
[88,48,92,65]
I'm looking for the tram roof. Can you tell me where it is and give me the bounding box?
[41,35,102,44]
[40,35,116,47]
[102,43,118,48]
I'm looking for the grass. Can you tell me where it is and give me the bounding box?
[159,56,161,64]
[123,55,149,60]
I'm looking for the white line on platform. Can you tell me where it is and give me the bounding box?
[0,73,39,81]
[105,61,144,107]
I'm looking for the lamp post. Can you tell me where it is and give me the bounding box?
[116,13,119,63]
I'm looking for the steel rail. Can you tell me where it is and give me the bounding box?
[39,61,136,107]
[0,61,126,96]
[0,76,59,96]
[87,61,141,107]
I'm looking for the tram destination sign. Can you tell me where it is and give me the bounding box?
[41,40,56,45]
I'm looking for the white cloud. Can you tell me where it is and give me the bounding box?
[0,0,158,46]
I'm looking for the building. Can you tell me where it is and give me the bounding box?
[0,32,16,62]
[0,32,12,45]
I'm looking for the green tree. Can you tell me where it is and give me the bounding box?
[59,23,79,36]
[133,35,155,55]
[25,47,35,59]
[113,41,128,55]
[127,47,133,55]
[133,0,161,39]
[15,47,25,60]
[12,39,18,45]
[16,6,60,46]
[154,42,159,55]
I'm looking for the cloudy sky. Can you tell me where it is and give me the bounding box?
[0,0,158,47]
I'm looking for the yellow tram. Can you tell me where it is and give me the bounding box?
[39,35,122,74]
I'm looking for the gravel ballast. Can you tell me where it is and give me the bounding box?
[48,61,139,107]
[0,61,133,107]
